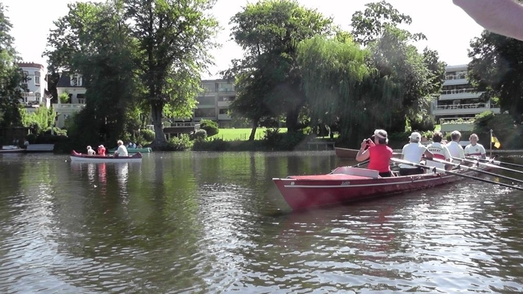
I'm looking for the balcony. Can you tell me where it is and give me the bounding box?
[443,78,468,86]
[439,91,483,101]
[52,103,85,114]
[432,103,500,116]
[217,100,232,107]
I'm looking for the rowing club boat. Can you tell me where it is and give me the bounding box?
[70,150,143,163]
[272,157,520,211]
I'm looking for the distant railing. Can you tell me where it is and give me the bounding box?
[435,103,487,110]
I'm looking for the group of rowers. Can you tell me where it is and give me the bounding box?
[356,130,486,177]
[85,140,129,157]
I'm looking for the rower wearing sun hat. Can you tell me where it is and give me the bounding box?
[399,132,434,176]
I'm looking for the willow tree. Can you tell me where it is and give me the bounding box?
[0,3,24,127]
[227,0,333,137]
[297,34,371,143]
[125,0,218,146]
[351,1,442,134]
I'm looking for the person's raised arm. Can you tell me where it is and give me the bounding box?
[355,139,370,162]
[454,0,523,41]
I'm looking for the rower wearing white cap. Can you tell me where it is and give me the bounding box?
[399,132,433,176]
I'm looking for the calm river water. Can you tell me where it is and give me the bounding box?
[1,151,523,293]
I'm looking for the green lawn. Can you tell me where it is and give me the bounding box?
[212,128,287,141]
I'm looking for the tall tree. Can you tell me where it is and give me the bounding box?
[350,1,440,135]
[0,3,24,127]
[125,0,218,146]
[467,30,523,117]
[45,1,137,146]
[227,0,333,138]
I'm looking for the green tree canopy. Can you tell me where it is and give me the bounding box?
[468,30,523,118]
[45,1,138,147]
[126,0,218,146]
[349,1,443,138]
[0,3,24,127]
[45,0,218,148]
[226,0,334,139]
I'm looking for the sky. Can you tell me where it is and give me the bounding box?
[2,0,485,79]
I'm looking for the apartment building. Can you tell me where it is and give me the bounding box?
[432,64,500,123]
[171,79,235,128]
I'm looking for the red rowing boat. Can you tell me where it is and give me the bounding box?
[272,164,489,211]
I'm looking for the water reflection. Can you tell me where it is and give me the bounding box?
[0,152,522,292]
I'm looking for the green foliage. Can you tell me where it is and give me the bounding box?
[468,31,523,116]
[263,128,306,151]
[0,4,24,127]
[297,34,369,142]
[199,119,219,136]
[350,0,425,46]
[20,107,57,135]
[139,129,155,142]
[473,112,523,149]
[58,92,69,104]
[226,0,334,136]
[164,134,192,151]
[126,0,219,145]
[44,0,218,147]
[192,129,207,141]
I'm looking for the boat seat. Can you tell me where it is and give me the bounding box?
[331,167,379,179]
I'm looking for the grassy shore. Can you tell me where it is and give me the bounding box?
[211,128,288,141]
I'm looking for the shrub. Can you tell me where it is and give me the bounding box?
[165,134,192,151]
[199,119,219,137]
[192,129,207,141]
[140,129,155,142]
[192,138,230,151]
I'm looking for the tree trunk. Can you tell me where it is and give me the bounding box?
[286,108,299,133]
[151,103,167,146]
[249,119,258,141]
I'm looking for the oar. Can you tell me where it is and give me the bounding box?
[430,158,523,185]
[351,159,369,168]
[390,158,523,191]
[453,157,523,176]
[485,159,523,169]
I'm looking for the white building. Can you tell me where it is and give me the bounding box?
[54,73,86,128]
[18,62,50,109]
[432,64,500,123]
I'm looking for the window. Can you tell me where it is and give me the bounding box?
[219,108,229,115]
[34,71,40,86]
[22,71,29,85]
[70,74,83,87]
[197,96,215,105]
[35,92,41,102]
[202,83,216,92]
[77,93,86,104]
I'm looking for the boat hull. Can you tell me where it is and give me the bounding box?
[273,168,483,211]
[0,148,25,154]
[70,151,142,163]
